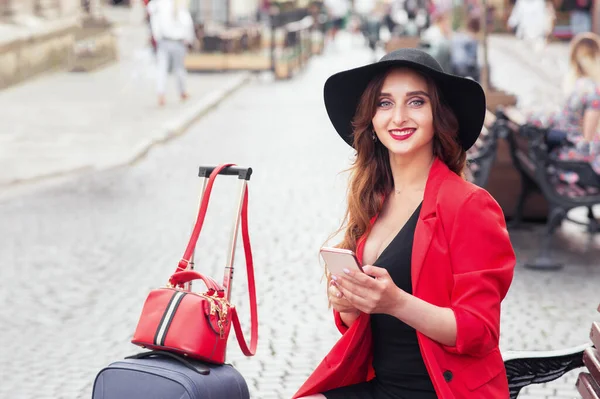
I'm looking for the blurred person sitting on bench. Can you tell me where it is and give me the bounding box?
[520,33,600,194]
[148,0,195,107]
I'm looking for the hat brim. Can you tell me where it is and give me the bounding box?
[323,60,486,151]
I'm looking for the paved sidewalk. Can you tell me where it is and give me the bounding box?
[0,6,251,188]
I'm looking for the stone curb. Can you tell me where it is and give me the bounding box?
[110,72,253,169]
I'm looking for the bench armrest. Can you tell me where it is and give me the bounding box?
[503,343,590,399]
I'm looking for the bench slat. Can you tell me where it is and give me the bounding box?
[584,347,600,389]
[591,322,600,349]
[577,372,600,399]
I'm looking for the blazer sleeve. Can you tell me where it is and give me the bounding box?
[333,309,350,334]
[442,188,516,357]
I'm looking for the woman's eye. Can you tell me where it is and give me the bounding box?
[378,100,393,107]
[409,99,425,106]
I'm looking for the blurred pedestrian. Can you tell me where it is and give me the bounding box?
[508,0,555,53]
[294,47,515,399]
[420,2,452,72]
[358,1,385,59]
[147,0,196,106]
[450,15,481,81]
[324,0,351,45]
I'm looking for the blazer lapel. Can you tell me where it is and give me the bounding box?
[411,158,448,292]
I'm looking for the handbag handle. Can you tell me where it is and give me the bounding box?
[125,350,210,375]
[175,163,235,273]
[174,163,258,357]
[169,270,222,292]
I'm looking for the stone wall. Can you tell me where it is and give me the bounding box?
[0,0,111,90]
[0,22,76,89]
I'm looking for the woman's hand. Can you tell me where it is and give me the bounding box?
[328,280,359,314]
[332,265,407,315]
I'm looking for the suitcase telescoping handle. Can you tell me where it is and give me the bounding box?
[172,164,258,357]
[184,166,252,288]
[198,166,252,180]
[176,164,253,299]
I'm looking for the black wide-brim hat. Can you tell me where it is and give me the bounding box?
[324,48,486,151]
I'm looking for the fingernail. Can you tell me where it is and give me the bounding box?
[336,293,341,298]
[343,268,350,274]
[331,275,338,281]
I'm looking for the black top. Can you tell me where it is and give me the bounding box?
[322,203,437,399]
[370,202,436,395]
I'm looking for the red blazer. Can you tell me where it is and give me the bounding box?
[293,158,516,399]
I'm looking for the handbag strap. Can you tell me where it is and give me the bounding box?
[175,163,258,357]
[230,183,258,356]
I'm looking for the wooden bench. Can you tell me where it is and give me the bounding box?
[497,107,600,270]
[578,310,600,398]
[502,304,598,398]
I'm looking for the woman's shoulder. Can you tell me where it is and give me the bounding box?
[436,174,499,216]
[439,172,479,199]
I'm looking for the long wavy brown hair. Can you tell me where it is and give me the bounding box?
[328,67,466,257]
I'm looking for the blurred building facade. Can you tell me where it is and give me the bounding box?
[0,0,107,89]
[189,0,261,24]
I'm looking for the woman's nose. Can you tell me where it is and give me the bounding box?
[392,104,407,125]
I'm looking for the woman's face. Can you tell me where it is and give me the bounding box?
[575,46,600,77]
[371,68,435,158]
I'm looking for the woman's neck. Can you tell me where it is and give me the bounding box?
[579,57,600,83]
[388,150,435,195]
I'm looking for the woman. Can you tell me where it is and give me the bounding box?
[526,33,600,195]
[294,48,516,398]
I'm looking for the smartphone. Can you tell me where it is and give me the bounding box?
[320,247,363,276]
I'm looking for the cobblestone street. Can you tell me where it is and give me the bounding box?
[1,32,600,399]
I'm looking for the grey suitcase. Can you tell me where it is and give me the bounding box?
[92,351,250,399]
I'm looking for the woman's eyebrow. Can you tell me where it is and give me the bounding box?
[406,90,430,98]
[378,90,430,98]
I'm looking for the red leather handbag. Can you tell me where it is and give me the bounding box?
[131,164,258,364]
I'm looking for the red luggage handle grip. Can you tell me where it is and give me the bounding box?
[169,270,222,292]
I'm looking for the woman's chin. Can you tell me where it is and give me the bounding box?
[381,137,433,158]
[383,142,416,157]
